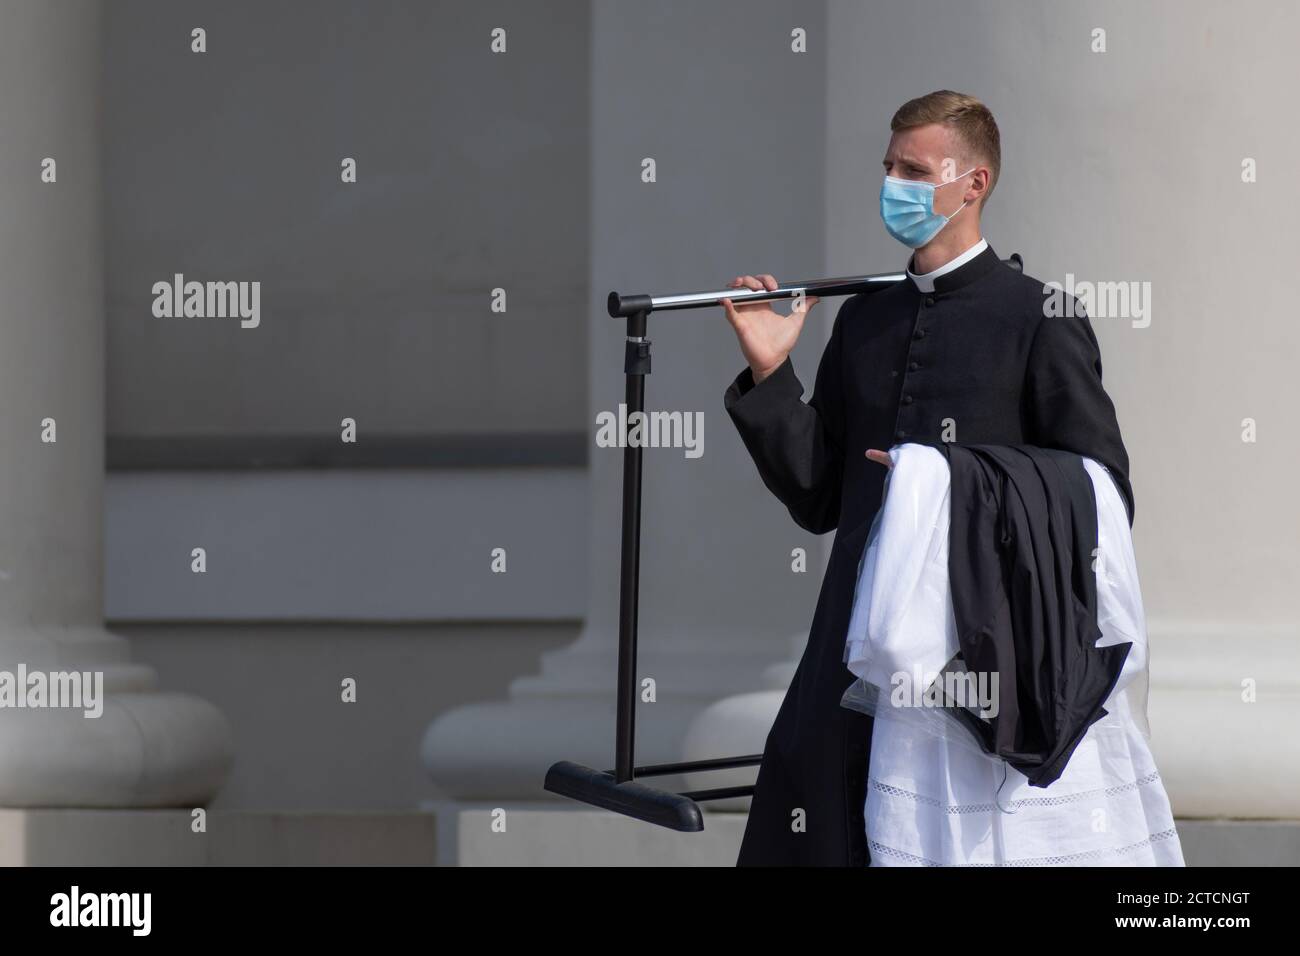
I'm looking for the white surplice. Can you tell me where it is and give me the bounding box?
[842,444,1184,867]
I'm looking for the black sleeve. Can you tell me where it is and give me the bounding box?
[1023,303,1136,526]
[722,299,849,534]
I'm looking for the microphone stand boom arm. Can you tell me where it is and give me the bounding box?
[607,254,1021,317]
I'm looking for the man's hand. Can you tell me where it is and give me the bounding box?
[865,449,894,469]
[720,274,819,384]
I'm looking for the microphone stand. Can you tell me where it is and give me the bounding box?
[545,254,1024,831]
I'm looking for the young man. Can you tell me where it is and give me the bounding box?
[720,90,1133,866]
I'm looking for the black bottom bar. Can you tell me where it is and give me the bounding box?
[604,754,763,778]
[544,761,704,832]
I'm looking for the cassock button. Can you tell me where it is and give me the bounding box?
[902,395,913,405]
[925,296,935,307]
[895,429,906,439]
[913,328,926,340]
[908,361,920,371]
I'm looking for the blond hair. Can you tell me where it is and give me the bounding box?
[891,90,1001,207]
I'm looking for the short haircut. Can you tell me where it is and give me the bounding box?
[890,90,1002,207]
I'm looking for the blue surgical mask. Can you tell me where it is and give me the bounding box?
[879,167,976,248]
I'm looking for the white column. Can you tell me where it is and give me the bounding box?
[0,0,231,807]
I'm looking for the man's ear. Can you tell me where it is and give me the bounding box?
[966,168,992,213]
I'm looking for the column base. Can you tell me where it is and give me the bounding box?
[0,692,232,807]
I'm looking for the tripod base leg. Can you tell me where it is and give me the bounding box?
[543,760,704,832]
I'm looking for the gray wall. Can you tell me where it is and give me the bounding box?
[103,0,589,450]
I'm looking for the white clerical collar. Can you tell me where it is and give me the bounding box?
[906,237,988,293]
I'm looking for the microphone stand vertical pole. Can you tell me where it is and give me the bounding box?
[615,309,651,783]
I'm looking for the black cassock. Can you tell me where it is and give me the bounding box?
[722,243,1134,866]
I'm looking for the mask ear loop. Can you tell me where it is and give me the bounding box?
[938,168,976,222]
[939,166,977,187]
